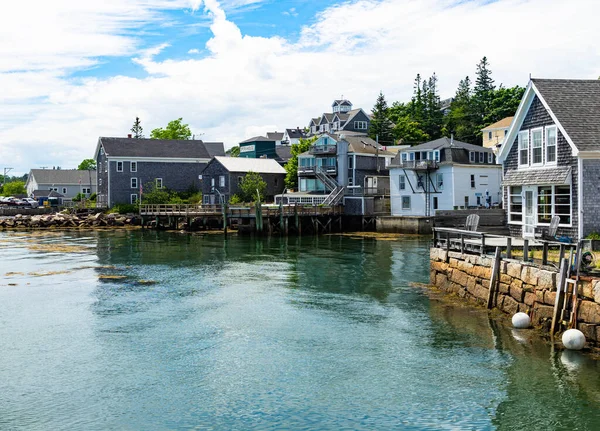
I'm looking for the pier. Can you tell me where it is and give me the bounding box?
[139,203,344,235]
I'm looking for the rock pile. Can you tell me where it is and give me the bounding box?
[0,212,140,229]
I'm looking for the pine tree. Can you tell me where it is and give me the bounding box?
[445,76,477,143]
[423,73,443,139]
[131,117,144,139]
[410,74,425,123]
[472,56,496,139]
[368,91,395,145]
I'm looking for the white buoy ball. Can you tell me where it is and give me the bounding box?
[562,329,586,350]
[512,312,531,329]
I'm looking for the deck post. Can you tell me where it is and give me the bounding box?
[559,243,566,263]
[222,203,227,234]
[551,258,569,336]
[506,237,512,259]
[460,234,465,254]
[523,239,529,262]
[480,234,486,257]
[487,247,502,309]
[542,241,549,265]
[445,232,450,263]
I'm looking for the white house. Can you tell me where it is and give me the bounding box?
[389,137,502,217]
[26,169,97,199]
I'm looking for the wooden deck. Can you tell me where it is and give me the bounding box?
[139,204,344,218]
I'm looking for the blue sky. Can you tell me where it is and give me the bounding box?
[1,0,600,175]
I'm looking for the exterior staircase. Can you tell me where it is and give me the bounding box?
[316,167,345,206]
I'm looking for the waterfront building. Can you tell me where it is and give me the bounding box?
[94,137,224,207]
[307,99,371,136]
[388,137,501,217]
[498,78,600,240]
[200,156,286,204]
[282,127,307,145]
[238,136,292,166]
[26,168,97,200]
[481,116,514,155]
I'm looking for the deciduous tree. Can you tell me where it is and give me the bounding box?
[150,118,192,140]
[77,159,97,170]
[284,136,318,189]
[238,171,267,203]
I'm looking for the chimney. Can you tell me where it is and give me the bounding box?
[127,134,132,138]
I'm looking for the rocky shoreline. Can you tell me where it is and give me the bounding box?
[0,212,140,229]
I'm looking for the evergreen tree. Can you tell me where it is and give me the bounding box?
[422,73,443,139]
[472,56,496,140]
[445,76,477,143]
[131,117,144,139]
[410,74,425,123]
[368,91,395,145]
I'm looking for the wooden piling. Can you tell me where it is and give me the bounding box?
[487,247,501,309]
[551,258,569,336]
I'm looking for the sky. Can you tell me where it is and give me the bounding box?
[1,0,599,175]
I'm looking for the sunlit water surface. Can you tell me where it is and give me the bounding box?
[1,230,600,430]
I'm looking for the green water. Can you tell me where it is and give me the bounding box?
[1,230,600,430]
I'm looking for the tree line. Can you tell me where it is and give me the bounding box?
[368,57,525,146]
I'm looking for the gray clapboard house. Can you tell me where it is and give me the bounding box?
[94,137,224,207]
[200,156,286,204]
[26,169,97,199]
[308,99,371,136]
[498,78,600,240]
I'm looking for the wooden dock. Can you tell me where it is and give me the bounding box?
[139,203,344,235]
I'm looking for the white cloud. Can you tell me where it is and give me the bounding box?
[283,7,298,17]
[188,48,201,54]
[2,0,600,175]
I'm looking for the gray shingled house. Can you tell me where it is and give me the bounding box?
[200,156,286,204]
[26,169,97,199]
[94,137,224,207]
[307,99,371,136]
[498,78,600,240]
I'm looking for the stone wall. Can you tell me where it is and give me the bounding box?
[430,248,600,344]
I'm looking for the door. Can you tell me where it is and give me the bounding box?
[523,187,535,238]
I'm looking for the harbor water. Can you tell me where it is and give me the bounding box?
[1,230,600,430]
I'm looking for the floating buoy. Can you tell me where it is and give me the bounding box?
[512,312,531,329]
[562,329,586,350]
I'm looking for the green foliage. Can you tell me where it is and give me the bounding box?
[150,118,192,140]
[77,159,97,170]
[188,192,203,204]
[3,181,26,196]
[368,91,395,145]
[367,57,525,146]
[131,117,144,139]
[226,146,240,157]
[285,136,318,189]
[89,192,97,201]
[586,232,600,240]
[113,203,139,214]
[141,182,172,204]
[72,192,85,202]
[228,194,242,205]
[238,171,267,203]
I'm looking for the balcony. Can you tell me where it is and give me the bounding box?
[298,165,337,176]
[398,160,439,170]
[309,144,337,155]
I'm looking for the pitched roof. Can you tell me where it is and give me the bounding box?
[275,145,292,162]
[213,156,286,174]
[285,128,306,139]
[333,99,352,106]
[29,169,97,185]
[503,167,572,186]
[266,132,284,141]
[240,136,273,144]
[343,136,394,155]
[98,137,214,159]
[482,116,514,131]
[405,137,494,153]
[532,79,600,152]
[203,142,225,157]
[33,189,65,198]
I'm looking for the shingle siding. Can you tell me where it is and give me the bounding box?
[581,159,600,237]
[504,95,578,239]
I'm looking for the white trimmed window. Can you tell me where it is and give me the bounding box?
[354,121,367,130]
[436,173,443,190]
[131,162,137,172]
[401,153,407,162]
[399,175,406,190]
[434,151,440,162]
[219,175,225,187]
[82,188,91,194]
[487,153,493,163]
[155,178,163,188]
[479,152,484,163]
[131,194,138,204]
[470,175,475,188]
[401,196,411,210]
[117,161,123,172]
[479,175,488,186]
[509,186,523,222]
[532,128,543,165]
[469,152,475,163]
[518,131,529,167]
[546,126,557,164]
[62,188,67,194]
[131,177,138,188]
